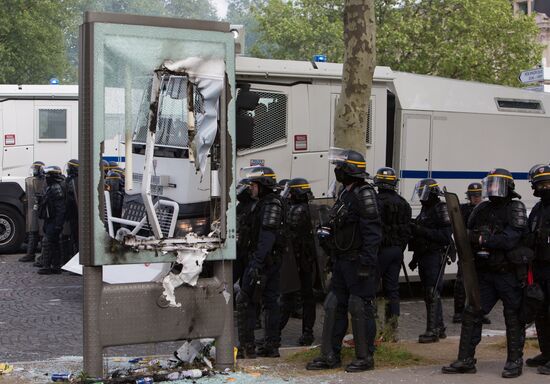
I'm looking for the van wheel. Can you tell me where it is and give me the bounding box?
[0,205,25,254]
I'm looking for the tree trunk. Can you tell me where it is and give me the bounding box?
[334,0,376,155]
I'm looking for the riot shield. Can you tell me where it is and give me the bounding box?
[25,177,45,232]
[444,190,480,311]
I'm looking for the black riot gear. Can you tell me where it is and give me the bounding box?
[19,161,46,263]
[242,166,278,189]
[31,161,45,177]
[413,178,442,202]
[376,184,412,338]
[329,148,368,183]
[409,186,452,344]
[530,164,550,198]
[307,172,382,372]
[101,159,109,177]
[526,163,550,374]
[374,167,398,191]
[280,186,317,346]
[38,167,66,275]
[237,185,284,359]
[443,174,528,378]
[66,159,79,177]
[466,182,482,199]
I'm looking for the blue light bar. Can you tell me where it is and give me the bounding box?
[313,54,327,63]
[49,77,60,85]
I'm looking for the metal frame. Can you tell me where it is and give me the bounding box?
[80,12,235,377]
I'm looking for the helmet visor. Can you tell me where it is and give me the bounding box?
[411,180,439,202]
[328,147,348,165]
[279,180,291,198]
[482,176,508,198]
[236,180,250,196]
[239,166,274,180]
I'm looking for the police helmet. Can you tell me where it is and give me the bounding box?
[374,167,398,190]
[466,182,482,198]
[67,159,79,176]
[236,178,252,201]
[101,159,109,175]
[108,161,119,169]
[413,178,442,202]
[288,177,314,200]
[112,167,125,179]
[241,166,277,188]
[329,148,368,179]
[482,168,515,199]
[30,161,45,177]
[529,164,550,197]
[44,165,64,182]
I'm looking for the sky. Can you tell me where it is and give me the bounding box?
[212,0,228,19]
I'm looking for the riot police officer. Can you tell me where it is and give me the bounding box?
[408,178,452,343]
[236,166,283,359]
[280,178,317,346]
[19,162,46,263]
[37,166,66,275]
[235,178,254,286]
[453,182,490,325]
[443,168,527,378]
[62,159,79,261]
[373,167,412,339]
[307,149,382,372]
[525,164,550,374]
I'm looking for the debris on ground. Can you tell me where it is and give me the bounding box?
[0,362,14,374]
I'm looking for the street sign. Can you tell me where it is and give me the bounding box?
[519,68,544,84]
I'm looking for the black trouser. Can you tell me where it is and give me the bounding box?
[454,261,466,316]
[377,246,403,317]
[280,266,316,336]
[237,262,281,347]
[41,226,61,271]
[331,258,377,356]
[534,263,550,359]
[459,271,524,362]
[418,250,445,331]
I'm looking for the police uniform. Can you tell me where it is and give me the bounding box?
[279,178,317,346]
[525,164,550,374]
[453,182,491,325]
[19,162,46,263]
[307,149,382,373]
[236,167,283,359]
[443,168,527,378]
[38,166,66,275]
[62,159,79,262]
[234,179,254,286]
[409,178,452,343]
[374,167,412,337]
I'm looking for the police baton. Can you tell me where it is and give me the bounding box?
[432,244,451,301]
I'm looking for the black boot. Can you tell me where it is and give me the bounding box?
[306,292,341,370]
[298,332,314,346]
[528,311,550,367]
[419,290,439,343]
[345,295,375,373]
[442,307,481,374]
[236,290,256,359]
[538,361,550,375]
[19,232,38,262]
[256,342,280,358]
[501,309,524,379]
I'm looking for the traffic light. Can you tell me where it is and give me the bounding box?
[236,83,259,149]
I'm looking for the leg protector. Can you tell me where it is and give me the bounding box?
[19,232,38,262]
[419,288,439,343]
[442,307,481,374]
[236,290,256,358]
[502,308,524,378]
[345,295,374,373]
[306,292,340,370]
[40,237,51,270]
[528,310,550,366]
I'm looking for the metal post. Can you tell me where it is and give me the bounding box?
[214,260,234,370]
[83,266,104,377]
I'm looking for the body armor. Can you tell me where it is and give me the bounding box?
[529,202,550,262]
[378,190,412,248]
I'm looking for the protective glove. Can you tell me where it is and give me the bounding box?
[408,259,418,271]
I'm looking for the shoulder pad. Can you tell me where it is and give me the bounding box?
[509,200,527,229]
[354,184,380,220]
[262,199,283,230]
[435,201,450,225]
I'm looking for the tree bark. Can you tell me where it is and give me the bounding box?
[334,0,376,154]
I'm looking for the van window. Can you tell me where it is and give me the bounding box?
[495,98,544,113]
[38,109,67,140]
[246,91,288,150]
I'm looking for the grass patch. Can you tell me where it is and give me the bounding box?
[285,343,429,368]
[490,338,539,351]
